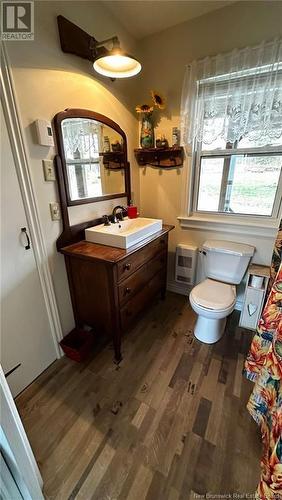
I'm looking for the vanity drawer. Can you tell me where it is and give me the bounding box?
[120,270,166,331]
[118,251,166,306]
[117,234,168,282]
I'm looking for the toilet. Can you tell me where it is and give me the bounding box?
[189,240,255,344]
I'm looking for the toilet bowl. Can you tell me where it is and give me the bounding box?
[189,278,236,343]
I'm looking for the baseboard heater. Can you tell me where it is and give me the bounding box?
[175,244,198,286]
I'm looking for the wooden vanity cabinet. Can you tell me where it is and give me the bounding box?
[61,225,174,362]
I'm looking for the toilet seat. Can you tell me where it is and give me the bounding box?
[190,279,236,312]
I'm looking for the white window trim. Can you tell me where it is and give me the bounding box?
[178,213,280,238]
[178,152,282,239]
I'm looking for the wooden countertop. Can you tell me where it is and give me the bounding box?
[61,224,174,264]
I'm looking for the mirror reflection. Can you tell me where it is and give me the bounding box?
[61,118,126,201]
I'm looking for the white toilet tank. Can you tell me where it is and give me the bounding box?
[202,240,255,284]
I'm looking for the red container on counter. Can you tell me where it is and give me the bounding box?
[127,205,138,218]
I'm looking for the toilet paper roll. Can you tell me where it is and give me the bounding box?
[250,275,264,289]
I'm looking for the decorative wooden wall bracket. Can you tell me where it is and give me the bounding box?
[102,152,126,170]
[134,147,184,168]
[57,15,108,62]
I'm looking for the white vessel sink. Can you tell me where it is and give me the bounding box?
[85,217,163,249]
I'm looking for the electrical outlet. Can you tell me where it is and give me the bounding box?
[43,159,56,181]
[50,202,61,221]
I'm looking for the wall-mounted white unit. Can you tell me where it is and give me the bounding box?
[175,244,198,286]
[35,119,54,147]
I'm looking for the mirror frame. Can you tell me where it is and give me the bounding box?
[53,108,131,206]
[53,109,131,250]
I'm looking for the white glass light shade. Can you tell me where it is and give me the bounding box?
[93,51,141,78]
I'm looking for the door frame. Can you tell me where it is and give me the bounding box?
[0,44,63,357]
[0,366,44,499]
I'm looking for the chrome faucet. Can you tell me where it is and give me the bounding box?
[112,205,126,223]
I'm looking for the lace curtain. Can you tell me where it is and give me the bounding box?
[61,118,101,161]
[180,39,282,148]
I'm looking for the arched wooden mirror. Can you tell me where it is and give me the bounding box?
[53,109,131,249]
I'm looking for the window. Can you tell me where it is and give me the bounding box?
[192,75,282,220]
[67,163,102,200]
[195,141,282,218]
[62,118,102,201]
[180,40,282,223]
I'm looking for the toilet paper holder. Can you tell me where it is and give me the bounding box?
[239,263,270,331]
[249,274,265,289]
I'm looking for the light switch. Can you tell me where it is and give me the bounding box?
[50,202,61,221]
[43,159,56,181]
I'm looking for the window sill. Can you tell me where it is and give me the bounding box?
[177,214,279,238]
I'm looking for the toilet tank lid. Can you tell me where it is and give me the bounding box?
[202,240,255,257]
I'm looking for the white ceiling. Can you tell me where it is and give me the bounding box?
[102,0,236,40]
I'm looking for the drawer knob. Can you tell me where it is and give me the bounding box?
[124,263,131,271]
[125,287,131,295]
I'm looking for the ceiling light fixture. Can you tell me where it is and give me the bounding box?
[57,16,142,80]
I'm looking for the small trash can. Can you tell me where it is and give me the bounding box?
[60,328,95,362]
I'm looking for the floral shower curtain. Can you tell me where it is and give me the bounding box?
[244,220,282,498]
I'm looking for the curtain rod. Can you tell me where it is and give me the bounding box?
[184,37,281,69]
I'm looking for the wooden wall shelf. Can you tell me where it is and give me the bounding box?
[101,151,126,170]
[134,147,184,168]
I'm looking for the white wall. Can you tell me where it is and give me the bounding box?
[137,1,282,291]
[5,0,140,334]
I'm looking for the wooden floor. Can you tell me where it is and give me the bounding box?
[16,292,261,500]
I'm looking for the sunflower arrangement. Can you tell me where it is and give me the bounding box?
[136,91,166,148]
[135,90,166,115]
[151,90,166,110]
